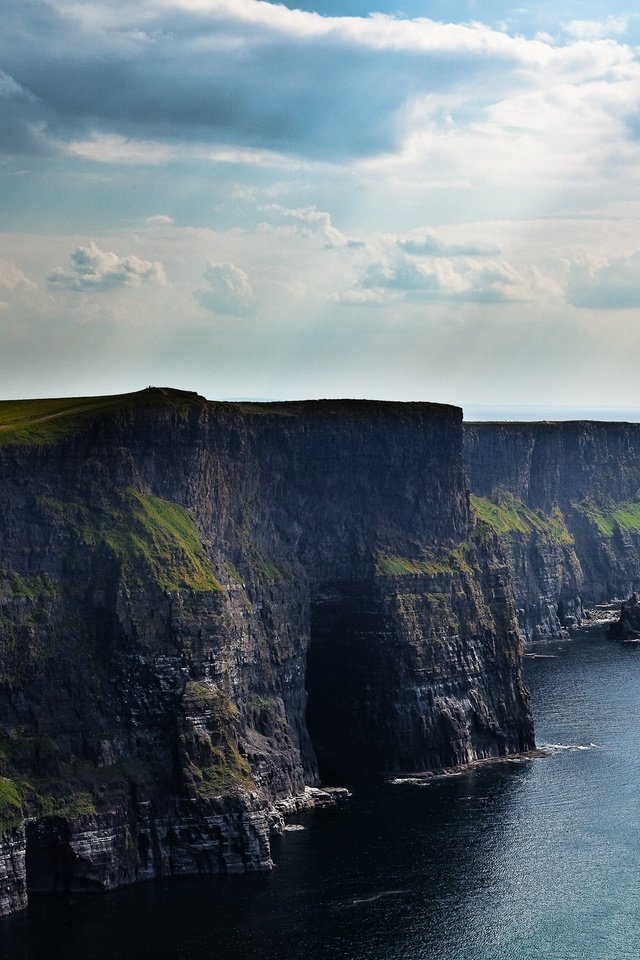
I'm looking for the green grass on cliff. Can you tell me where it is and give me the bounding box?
[375,544,479,579]
[182,684,255,797]
[0,388,204,446]
[0,776,23,830]
[470,491,574,545]
[126,492,220,591]
[8,573,57,600]
[40,488,221,592]
[375,554,455,577]
[374,495,574,581]
[575,498,640,536]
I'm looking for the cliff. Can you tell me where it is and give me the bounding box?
[0,389,533,915]
[464,422,640,638]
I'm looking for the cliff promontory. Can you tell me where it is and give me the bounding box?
[465,422,640,638]
[0,389,533,916]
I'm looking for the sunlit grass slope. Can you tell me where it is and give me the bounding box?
[0,388,202,446]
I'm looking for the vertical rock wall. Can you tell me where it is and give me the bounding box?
[464,421,640,637]
[0,390,533,914]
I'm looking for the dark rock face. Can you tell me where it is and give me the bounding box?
[0,826,26,916]
[0,389,533,915]
[464,422,640,638]
[608,594,640,641]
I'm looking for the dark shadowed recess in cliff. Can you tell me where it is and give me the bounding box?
[305,584,389,784]
[25,821,100,896]
[305,582,434,784]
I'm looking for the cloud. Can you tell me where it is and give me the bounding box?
[397,233,501,256]
[145,214,175,225]
[65,133,328,170]
[331,288,388,307]
[66,135,177,166]
[0,69,34,101]
[259,205,349,247]
[47,241,166,291]
[3,0,640,167]
[0,258,36,292]
[563,18,630,41]
[567,251,640,308]
[0,67,51,156]
[195,261,254,315]
[340,252,532,304]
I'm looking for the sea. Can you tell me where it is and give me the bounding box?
[2,621,639,960]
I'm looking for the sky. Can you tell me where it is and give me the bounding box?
[3,0,640,415]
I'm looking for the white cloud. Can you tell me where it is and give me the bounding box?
[145,214,175,225]
[0,70,34,101]
[259,205,349,248]
[331,288,388,307]
[66,135,177,166]
[564,18,630,41]
[47,241,166,291]
[397,232,501,256]
[567,251,640,308]
[65,133,328,170]
[145,2,628,71]
[195,261,254,315]
[0,258,36,291]
[340,250,537,305]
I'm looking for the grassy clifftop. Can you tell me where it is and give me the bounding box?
[0,388,205,446]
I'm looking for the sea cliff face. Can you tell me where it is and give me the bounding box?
[0,389,533,916]
[464,422,640,638]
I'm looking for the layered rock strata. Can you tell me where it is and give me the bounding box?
[0,389,533,915]
[464,422,640,639]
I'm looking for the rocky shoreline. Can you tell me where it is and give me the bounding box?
[388,748,549,785]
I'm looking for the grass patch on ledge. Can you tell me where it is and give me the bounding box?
[182,685,255,798]
[36,791,97,819]
[375,554,455,578]
[471,491,574,545]
[575,498,640,536]
[0,776,23,831]
[40,488,221,592]
[126,491,221,592]
[7,573,57,600]
[193,748,255,798]
[376,538,488,579]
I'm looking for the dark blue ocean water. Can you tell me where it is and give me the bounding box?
[3,622,640,960]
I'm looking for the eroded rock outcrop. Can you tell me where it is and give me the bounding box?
[0,389,533,915]
[608,594,640,642]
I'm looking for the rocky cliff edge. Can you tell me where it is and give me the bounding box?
[0,388,533,915]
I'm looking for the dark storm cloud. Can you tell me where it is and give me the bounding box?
[0,0,525,161]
